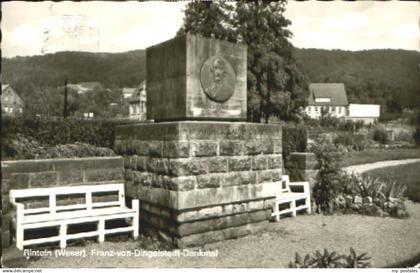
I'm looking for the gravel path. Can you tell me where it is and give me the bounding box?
[343,158,420,175]
[25,201,420,268]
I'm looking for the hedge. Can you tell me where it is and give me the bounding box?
[282,123,308,162]
[1,116,136,158]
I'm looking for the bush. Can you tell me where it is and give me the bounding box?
[282,124,307,162]
[334,132,369,151]
[289,248,371,268]
[4,134,116,160]
[373,127,389,144]
[310,139,345,214]
[1,116,135,158]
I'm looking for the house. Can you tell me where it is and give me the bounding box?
[67,82,104,95]
[305,83,380,124]
[129,81,147,120]
[122,88,136,100]
[1,84,25,116]
[305,83,348,119]
[347,104,380,124]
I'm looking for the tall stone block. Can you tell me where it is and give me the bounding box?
[146,34,247,121]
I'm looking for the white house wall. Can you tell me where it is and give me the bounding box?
[348,104,380,118]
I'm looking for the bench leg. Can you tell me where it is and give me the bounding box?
[273,200,280,222]
[98,219,105,243]
[16,226,24,250]
[132,199,139,240]
[306,196,312,214]
[59,224,67,249]
[291,200,297,217]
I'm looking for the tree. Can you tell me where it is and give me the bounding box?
[178,1,308,122]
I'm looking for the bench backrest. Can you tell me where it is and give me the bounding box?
[9,183,125,216]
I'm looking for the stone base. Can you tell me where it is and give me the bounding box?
[115,121,283,247]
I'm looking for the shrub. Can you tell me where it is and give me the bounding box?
[310,139,344,214]
[4,134,115,160]
[334,132,369,151]
[1,116,135,158]
[289,248,371,268]
[373,127,389,144]
[282,124,307,162]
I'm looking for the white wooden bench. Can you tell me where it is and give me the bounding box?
[9,183,139,250]
[272,175,311,221]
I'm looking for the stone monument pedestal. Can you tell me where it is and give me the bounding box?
[115,121,283,247]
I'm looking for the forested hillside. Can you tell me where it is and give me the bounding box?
[294,48,420,115]
[2,48,419,118]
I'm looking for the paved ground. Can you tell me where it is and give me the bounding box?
[343,158,420,175]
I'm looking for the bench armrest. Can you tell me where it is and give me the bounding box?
[289,182,310,193]
[10,203,25,224]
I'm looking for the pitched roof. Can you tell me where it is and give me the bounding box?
[307,83,348,106]
[2,84,10,91]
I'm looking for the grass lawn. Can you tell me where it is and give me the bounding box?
[364,162,420,203]
[341,148,420,167]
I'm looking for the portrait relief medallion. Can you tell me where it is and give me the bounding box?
[200,56,236,103]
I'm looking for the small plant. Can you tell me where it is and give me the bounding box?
[310,139,344,213]
[288,248,371,268]
[373,127,389,144]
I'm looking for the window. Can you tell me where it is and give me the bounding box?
[315,97,331,103]
[19,108,23,113]
[338,107,341,114]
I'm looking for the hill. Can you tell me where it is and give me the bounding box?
[2,48,419,118]
[294,48,420,114]
[1,50,146,99]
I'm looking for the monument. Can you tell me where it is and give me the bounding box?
[115,34,284,247]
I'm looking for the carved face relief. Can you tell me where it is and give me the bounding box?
[200,56,236,103]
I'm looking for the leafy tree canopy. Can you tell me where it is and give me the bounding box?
[178,1,309,122]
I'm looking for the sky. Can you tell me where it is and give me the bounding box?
[1,1,419,58]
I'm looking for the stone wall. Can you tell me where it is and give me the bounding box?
[285,152,318,187]
[1,157,124,249]
[115,121,283,247]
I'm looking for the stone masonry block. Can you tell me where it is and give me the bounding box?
[167,177,196,191]
[268,155,283,169]
[133,140,150,156]
[148,141,164,157]
[208,158,228,173]
[147,158,169,175]
[191,142,218,157]
[10,173,31,189]
[222,171,256,187]
[85,168,124,182]
[58,169,83,184]
[228,157,251,172]
[196,174,221,189]
[136,156,148,171]
[168,159,207,177]
[219,141,243,156]
[252,156,267,170]
[256,170,273,183]
[163,141,190,158]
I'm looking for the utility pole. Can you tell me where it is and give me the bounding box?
[64,78,68,118]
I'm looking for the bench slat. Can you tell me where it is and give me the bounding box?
[23,201,122,215]
[23,207,135,224]
[10,184,124,199]
[21,212,137,229]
